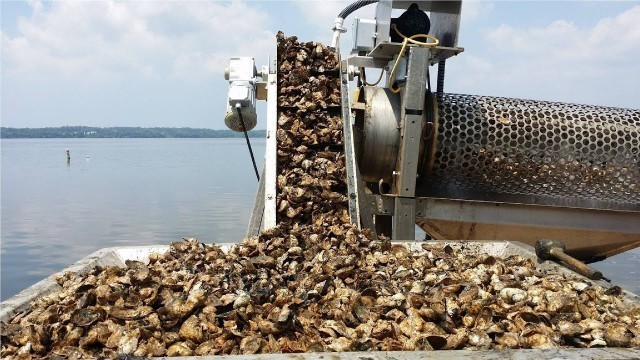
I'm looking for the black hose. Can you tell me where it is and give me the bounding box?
[436,59,446,96]
[236,107,260,181]
[436,33,454,97]
[338,0,378,19]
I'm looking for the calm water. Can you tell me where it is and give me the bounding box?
[1,138,264,300]
[1,139,639,300]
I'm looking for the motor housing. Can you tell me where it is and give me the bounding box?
[224,57,258,132]
[390,3,431,42]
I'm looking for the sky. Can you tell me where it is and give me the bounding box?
[1,0,639,129]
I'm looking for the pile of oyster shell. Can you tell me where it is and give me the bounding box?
[3,237,639,358]
[2,33,640,359]
[277,32,341,110]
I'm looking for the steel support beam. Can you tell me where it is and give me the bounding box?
[368,195,640,234]
[392,47,430,240]
[263,71,278,229]
[393,197,416,239]
[367,194,640,260]
[415,198,640,233]
[340,62,376,236]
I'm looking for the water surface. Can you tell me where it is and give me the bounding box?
[2,138,264,299]
[1,138,638,300]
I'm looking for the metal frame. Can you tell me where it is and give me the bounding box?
[368,194,640,260]
[373,1,462,48]
[392,47,430,240]
[374,0,393,48]
[262,70,278,229]
[428,1,462,48]
[368,196,640,232]
[368,43,464,65]
[342,57,389,70]
[341,59,377,235]
[347,1,635,253]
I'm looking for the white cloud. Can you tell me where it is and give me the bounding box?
[448,5,640,108]
[3,1,637,128]
[1,1,274,83]
[462,1,495,23]
[497,6,640,70]
[292,0,377,53]
[293,0,352,28]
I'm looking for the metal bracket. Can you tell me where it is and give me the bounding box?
[340,59,377,238]
[391,46,430,240]
[262,72,278,230]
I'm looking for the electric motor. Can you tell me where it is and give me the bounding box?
[224,57,258,132]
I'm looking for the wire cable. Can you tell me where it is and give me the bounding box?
[436,59,446,96]
[361,67,385,86]
[332,0,379,48]
[337,0,378,19]
[388,24,439,94]
[391,24,439,46]
[236,106,260,181]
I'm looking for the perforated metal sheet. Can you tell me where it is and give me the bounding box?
[419,94,640,211]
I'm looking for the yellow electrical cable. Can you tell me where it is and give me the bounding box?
[361,67,385,86]
[388,24,439,94]
[391,24,439,47]
[388,40,410,94]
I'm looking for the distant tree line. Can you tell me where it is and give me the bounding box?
[0,126,266,139]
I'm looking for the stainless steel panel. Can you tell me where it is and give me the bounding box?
[393,196,416,239]
[263,72,278,229]
[419,93,640,211]
[415,197,640,260]
[368,194,640,260]
[374,0,393,47]
[359,87,401,183]
[352,18,377,52]
[367,43,464,65]
[341,63,376,233]
[394,47,429,196]
[429,1,462,47]
[416,198,640,234]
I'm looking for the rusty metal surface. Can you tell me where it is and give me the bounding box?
[418,94,640,211]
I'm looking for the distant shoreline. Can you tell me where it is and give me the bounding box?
[1,126,265,139]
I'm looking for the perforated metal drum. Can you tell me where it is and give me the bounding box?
[418,94,640,211]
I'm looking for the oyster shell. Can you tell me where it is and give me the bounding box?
[1,32,639,358]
